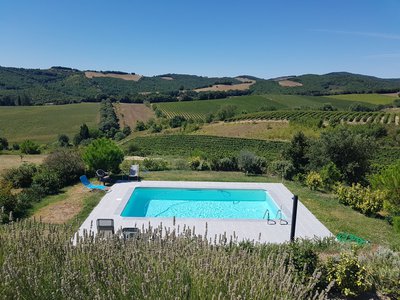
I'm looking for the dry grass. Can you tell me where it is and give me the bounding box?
[0,154,47,174]
[160,76,173,80]
[31,183,99,224]
[381,92,400,97]
[193,121,321,140]
[194,78,255,92]
[84,71,142,81]
[114,103,155,128]
[278,80,303,87]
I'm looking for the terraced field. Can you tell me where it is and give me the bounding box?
[123,135,287,158]
[156,94,385,120]
[229,110,400,125]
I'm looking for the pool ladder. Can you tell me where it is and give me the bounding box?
[263,209,288,225]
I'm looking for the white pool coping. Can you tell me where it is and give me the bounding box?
[77,181,332,244]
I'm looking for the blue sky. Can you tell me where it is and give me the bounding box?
[0,0,399,78]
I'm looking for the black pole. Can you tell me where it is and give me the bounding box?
[290,195,298,242]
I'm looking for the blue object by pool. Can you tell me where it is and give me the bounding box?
[80,175,107,191]
[121,187,283,219]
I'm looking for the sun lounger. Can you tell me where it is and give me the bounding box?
[129,164,139,181]
[96,219,114,237]
[96,169,112,185]
[80,175,108,191]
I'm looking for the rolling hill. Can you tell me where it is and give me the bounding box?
[0,66,399,106]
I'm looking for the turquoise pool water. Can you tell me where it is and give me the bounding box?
[121,187,282,219]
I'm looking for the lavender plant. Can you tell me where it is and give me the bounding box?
[0,221,331,300]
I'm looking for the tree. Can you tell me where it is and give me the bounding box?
[58,134,70,147]
[135,121,146,131]
[122,126,131,136]
[169,116,186,128]
[320,162,342,189]
[308,128,375,184]
[43,149,85,186]
[73,124,91,145]
[216,105,237,121]
[20,140,40,154]
[371,160,400,215]
[283,132,310,175]
[0,137,8,150]
[83,138,124,173]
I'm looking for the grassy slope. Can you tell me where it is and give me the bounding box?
[0,103,99,143]
[324,93,395,105]
[140,170,399,248]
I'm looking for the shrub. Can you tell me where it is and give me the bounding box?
[82,138,124,173]
[362,247,400,298]
[188,157,201,170]
[3,163,38,188]
[237,151,266,175]
[393,216,400,234]
[43,149,85,186]
[289,242,318,276]
[205,113,214,123]
[305,171,323,191]
[216,105,237,120]
[135,120,146,131]
[210,157,238,171]
[126,143,142,155]
[32,170,62,195]
[320,162,341,189]
[371,160,400,215]
[169,116,186,128]
[326,252,371,297]
[142,158,169,171]
[149,123,162,133]
[122,126,131,136]
[269,160,295,180]
[57,134,70,147]
[188,157,210,171]
[20,140,40,154]
[113,131,126,141]
[335,183,384,216]
[12,143,20,150]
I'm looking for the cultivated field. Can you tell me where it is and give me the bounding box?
[278,80,303,87]
[192,120,322,140]
[84,71,142,81]
[0,154,47,174]
[156,94,381,120]
[0,103,100,143]
[114,103,155,128]
[229,110,400,125]
[324,93,395,105]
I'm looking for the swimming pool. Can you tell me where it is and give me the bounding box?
[121,187,283,220]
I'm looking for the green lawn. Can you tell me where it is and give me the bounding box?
[140,170,399,248]
[0,103,100,143]
[324,93,395,105]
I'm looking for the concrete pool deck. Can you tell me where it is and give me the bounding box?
[77,181,332,244]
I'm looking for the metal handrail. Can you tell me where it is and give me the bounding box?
[276,209,288,225]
